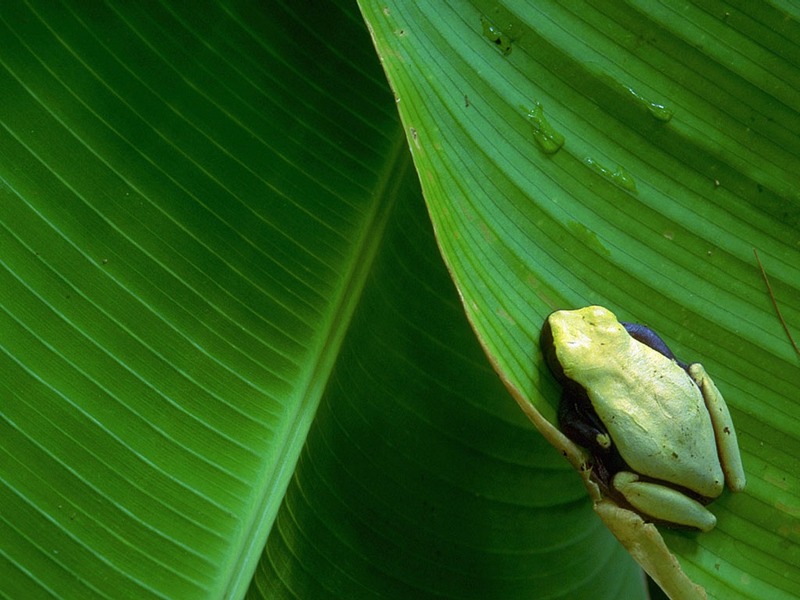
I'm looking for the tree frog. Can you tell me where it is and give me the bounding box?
[540,306,746,531]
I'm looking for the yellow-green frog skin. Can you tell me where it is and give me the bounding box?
[541,306,746,531]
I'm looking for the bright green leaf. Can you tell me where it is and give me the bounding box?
[0,1,398,597]
[358,1,800,599]
[2,2,798,600]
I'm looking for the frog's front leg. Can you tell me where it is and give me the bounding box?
[557,395,612,452]
[612,472,717,532]
[688,363,747,493]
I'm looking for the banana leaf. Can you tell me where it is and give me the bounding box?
[0,2,797,600]
[356,2,800,598]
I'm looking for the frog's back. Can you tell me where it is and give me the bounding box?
[586,340,725,498]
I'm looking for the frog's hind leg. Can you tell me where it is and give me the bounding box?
[688,364,746,492]
[612,472,717,531]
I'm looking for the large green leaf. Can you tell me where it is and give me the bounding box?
[358,1,800,599]
[0,1,400,597]
[2,1,798,600]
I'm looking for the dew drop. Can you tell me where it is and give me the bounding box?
[624,86,673,122]
[521,102,564,154]
[584,157,637,192]
[481,17,512,55]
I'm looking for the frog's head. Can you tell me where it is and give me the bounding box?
[541,305,629,381]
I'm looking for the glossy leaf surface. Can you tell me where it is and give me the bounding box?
[1,2,798,600]
[359,1,800,598]
[0,2,399,597]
